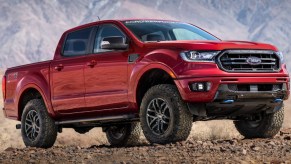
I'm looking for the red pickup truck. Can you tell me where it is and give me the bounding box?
[2,19,290,148]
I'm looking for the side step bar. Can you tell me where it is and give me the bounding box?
[55,114,137,125]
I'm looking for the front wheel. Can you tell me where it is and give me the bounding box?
[21,99,58,148]
[140,84,193,144]
[234,106,284,138]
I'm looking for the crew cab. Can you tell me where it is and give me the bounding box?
[2,19,290,148]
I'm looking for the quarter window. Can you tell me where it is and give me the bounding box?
[63,27,92,56]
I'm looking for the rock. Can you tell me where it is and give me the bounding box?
[28,150,36,154]
[283,136,291,140]
[197,141,203,145]
[220,147,227,152]
[251,146,260,151]
[4,147,14,152]
[267,141,276,146]
[30,154,36,158]
[242,149,247,155]
[85,154,92,159]
[180,141,187,146]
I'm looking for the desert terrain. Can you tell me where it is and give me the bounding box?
[0,70,290,163]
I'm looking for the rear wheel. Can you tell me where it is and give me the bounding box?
[140,84,193,144]
[21,99,57,148]
[234,106,284,138]
[106,122,141,146]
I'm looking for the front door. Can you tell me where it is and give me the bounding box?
[84,24,129,111]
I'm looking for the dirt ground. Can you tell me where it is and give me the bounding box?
[0,130,290,163]
[0,70,291,163]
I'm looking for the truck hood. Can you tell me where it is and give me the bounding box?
[143,40,278,51]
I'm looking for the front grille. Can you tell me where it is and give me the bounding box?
[217,50,280,72]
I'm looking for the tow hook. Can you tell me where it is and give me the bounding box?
[16,124,21,129]
[273,98,283,103]
[222,99,234,104]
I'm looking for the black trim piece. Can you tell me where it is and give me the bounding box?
[55,114,136,125]
[88,26,99,54]
[204,84,287,116]
[128,54,140,63]
[214,84,288,100]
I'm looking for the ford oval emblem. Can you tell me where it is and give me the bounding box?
[246,56,261,65]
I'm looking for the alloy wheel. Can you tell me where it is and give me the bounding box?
[25,110,40,141]
[146,98,171,135]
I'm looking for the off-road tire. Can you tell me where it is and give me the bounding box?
[234,106,284,138]
[106,122,141,147]
[140,84,193,144]
[21,99,57,148]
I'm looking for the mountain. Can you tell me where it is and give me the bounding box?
[0,0,290,72]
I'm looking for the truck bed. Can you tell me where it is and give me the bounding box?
[3,60,52,120]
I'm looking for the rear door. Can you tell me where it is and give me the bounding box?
[84,24,129,111]
[51,27,93,114]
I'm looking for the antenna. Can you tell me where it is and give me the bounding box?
[97,16,101,21]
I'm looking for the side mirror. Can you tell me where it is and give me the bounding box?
[101,36,128,50]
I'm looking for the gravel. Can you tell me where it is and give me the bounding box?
[0,129,291,163]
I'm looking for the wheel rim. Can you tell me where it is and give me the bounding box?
[25,110,40,141]
[247,115,263,128]
[146,98,171,135]
[247,120,261,128]
[109,126,126,139]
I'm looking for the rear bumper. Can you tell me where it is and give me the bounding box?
[174,76,290,103]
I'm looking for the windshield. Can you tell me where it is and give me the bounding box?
[123,20,219,42]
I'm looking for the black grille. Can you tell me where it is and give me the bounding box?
[228,84,282,92]
[217,50,280,72]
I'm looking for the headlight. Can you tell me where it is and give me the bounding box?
[180,51,220,62]
[276,51,284,63]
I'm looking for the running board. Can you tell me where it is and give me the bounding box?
[55,114,136,125]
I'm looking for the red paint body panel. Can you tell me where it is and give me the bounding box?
[2,19,290,121]
[84,51,129,111]
[50,55,86,114]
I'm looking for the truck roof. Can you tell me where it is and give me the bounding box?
[64,19,179,33]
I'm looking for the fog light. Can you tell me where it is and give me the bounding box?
[197,83,204,90]
[206,82,212,91]
[190,82,211,92]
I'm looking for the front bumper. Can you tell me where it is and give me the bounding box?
[174,76,290,103]
[175,76,289,117]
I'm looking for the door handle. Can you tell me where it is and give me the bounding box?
[87,60,97,67]
[54,64,64,71]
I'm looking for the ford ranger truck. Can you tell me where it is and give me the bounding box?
[2,20,290,148]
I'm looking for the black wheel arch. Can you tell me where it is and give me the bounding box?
[136,68,175,107]
[18,88,47,121]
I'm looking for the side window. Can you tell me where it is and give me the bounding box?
[63,27,92,56]
[94,24,126,53]
[141,31,166,42]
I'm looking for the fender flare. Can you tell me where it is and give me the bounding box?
[15,75,56,120]
[129,63,177,106]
